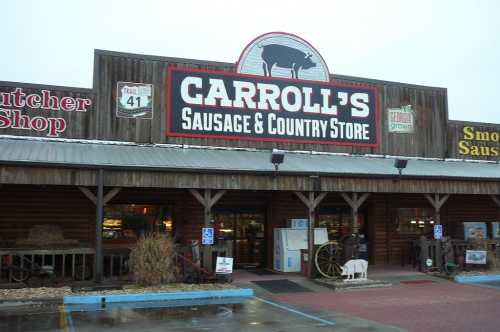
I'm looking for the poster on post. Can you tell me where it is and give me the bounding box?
[463,222,487,240]
[492,222,500,239]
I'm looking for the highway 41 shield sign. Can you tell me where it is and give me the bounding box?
[116,82,153,119]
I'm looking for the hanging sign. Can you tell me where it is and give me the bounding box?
[166,32,379,147]
[215,257,234,274]
[116,82,153,119]
[387,105,414,133]
[201,227,214,245]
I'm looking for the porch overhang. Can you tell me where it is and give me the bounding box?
[1,136,500,194]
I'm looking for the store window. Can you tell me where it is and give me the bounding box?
[103,205,173,241]
[393,208,435,234]
[317,209,365,240]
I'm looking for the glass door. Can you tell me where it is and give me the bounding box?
[213,212,266,268]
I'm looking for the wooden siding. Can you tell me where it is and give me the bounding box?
[2,166,500,195]
[93,50,448,158]
[0,186,95,245]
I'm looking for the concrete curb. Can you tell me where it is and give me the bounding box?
[63,288,254,304]
[454,274,500,283]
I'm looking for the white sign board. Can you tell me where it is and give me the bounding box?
[465,250,487,264]
[215,257,234,274]
[202,227,214,245]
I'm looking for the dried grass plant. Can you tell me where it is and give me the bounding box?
[129,233,179,286]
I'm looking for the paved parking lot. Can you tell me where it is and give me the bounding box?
[1,272,499,332]
[0,296,404,332]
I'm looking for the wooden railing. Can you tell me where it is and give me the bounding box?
[0,248,95,283]
[103,248,130,280]
[1,242,234,285]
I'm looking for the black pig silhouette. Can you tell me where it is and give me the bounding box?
[260,44,316,79]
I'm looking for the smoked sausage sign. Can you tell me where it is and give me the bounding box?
[166,32,379,146]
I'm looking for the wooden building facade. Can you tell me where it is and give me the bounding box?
[1,33,500,280]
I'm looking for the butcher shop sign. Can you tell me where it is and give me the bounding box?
[166,32,379,146]
[0,87,92,137]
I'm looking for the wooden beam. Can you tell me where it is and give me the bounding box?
[340,192,371,235]
[189,189,206,208]
[491,195,500,208]
[79,187,96,205]
[357,193,370,209]
[79,187,121,206]
[340,192,355,209]
[424,193,449,210]
[312,192,327,210]
[103,187,121,205]
[209,190,226,209]
[295,191,311,209]
[340,192,370,210]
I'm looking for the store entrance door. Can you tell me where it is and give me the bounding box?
[213,212,266,268]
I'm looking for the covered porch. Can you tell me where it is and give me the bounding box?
[1,137,500,285]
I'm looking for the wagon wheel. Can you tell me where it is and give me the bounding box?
[315,241,342,279]
[10,265,31,283]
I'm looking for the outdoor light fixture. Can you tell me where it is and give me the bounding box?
[270,149,285,172]
[394,159,408,176]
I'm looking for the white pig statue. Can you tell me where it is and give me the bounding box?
[340,259,368,280]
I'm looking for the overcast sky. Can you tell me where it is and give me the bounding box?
[2,0,499,123]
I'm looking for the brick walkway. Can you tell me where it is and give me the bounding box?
[273,280,500,332]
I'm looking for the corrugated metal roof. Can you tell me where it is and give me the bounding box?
[1,137,500,180]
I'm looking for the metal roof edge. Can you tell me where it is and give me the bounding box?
[1,135,499,165]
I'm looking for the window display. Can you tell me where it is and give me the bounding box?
[103,205,173,241]
[393,208,435,234]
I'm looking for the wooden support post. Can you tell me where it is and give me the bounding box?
[95,169,104,283]
[295,191,327,278]
[424,193,449,225]
[78,183,121,283]
[188,189,226,271]
[424,193,450,271]
[340,192,370,235]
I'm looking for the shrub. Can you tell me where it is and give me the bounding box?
[129,233,178,286]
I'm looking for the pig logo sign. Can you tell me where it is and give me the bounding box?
[166,32,379,147]
[237,32,330,82]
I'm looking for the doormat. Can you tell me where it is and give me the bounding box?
[400,280,437,285]
[251,279,312,293]
[247,269,277,276]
